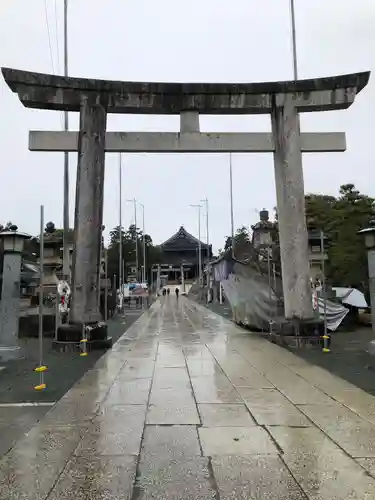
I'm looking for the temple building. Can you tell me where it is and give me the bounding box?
[154,226,212,283]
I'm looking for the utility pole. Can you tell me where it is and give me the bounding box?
[229,153,235,258]
[190,204,202,284]
[119,154,123,292]
[139,203,146,283]
[201,198,210,263]
[62,0,70,280]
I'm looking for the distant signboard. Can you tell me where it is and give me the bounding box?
[123,283,149,297]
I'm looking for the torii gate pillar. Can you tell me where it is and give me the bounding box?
[1,68,370,326]
[271,95,311,319]
[71,95,107,324]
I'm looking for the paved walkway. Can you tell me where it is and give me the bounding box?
[2,298,375,499]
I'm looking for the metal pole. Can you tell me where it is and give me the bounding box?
[201,198,210,263]
[321,231,330,352]
[198,205,202,284]
[272,262,277,291]
[63,0,69,113]
[119,154,123,294]
[113,273,117,316]
[140,203,146,283]
[267,247,272,301]
[62,0,70,280]
[54,288,59,341]
[143,209,146,283]
[134,199,139,281]
[289,0,298,80]
[229,153,235,258]
[36,205,46,389]
[104,249,108,322]
[190,204,203,284]
[122,261,125,302]
[157,264,161,293]
[289,0,301,136]
[368,250,375,337]
[97,227,103,306]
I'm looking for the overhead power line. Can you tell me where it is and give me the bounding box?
[54,0,61,73]
[44,0,55,74]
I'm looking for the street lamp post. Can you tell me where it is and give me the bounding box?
[190,204,202,284]
[359,221,375,335]
[0,226,31,361]
[139,203,146,283]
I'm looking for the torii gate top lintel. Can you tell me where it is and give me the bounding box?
[1,67,370,114]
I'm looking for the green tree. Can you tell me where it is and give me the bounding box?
[305,194,336,232]
[305,184,375,290]
[106,223,161,285]
[222,226,252,259]
[235,184,375,291]
[49,227,74,242]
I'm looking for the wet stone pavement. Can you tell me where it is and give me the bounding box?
[0,309,144,459]
[2,298,375,498]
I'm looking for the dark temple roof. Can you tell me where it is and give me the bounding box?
[161,226,208,249]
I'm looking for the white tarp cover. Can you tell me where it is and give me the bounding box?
[216,261,349,332]
[333,287,368,309]
[316,297,349,331]
[221,273,279,330]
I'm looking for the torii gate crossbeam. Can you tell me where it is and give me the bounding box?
[29,130,346,153]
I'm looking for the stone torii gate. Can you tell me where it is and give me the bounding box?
[2,68,369,334]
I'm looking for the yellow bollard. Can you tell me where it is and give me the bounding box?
[34,365,47,390]
[80,325,89,357]
[34,365,48,373]
[322,334,331,353]
[34,383,46,390]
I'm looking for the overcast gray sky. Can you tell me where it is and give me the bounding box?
[0,0,373,251]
